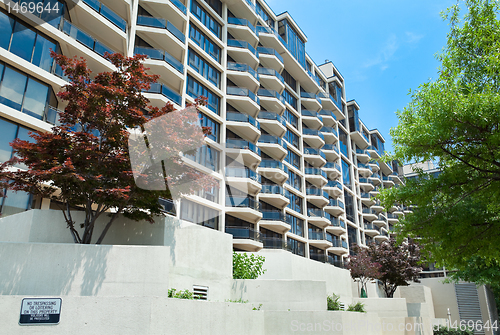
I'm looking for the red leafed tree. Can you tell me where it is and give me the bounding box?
[0,52,215,244]
[347,244,383,297]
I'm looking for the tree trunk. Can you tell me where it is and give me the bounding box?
[95,212,120,245]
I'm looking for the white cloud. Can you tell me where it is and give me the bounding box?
[405,31,424,45]
[363,34,398,71]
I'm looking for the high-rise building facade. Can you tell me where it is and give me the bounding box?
[0,0,405,266]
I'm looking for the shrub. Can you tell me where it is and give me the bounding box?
[347,302,366,313]
[233,252,267,279]
[433,327,474,335]
[168,288,196,299]
[327,293,342,311]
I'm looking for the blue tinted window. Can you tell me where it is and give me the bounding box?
[0,12,14,49]
[287,192,302,213]
[285,150,300,170]
[185,144,220,171]
[282,89,297,110]
[190,0,221,38]
[0,66,27,110]
[284,128,298,148]
[188,49,220,88]
[23,78,49,119]
[32,35,57,72]
[189,24,221,63]
[284,109,298,128]
[186,75,220,115]
[10,21,36,61]
[288,214,303,237]
[0,118,18,162]
[1,189,31,216]
[199,112,220,142]
[342,159,351,189]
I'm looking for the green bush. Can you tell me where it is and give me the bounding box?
[347,302,366,313]
[233,252,266,279]
[168,288,197,300]
[327,293,342,311]
[433,326,474,335]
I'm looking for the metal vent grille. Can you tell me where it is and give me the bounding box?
[193,285,208,300]
[455,283,484,335]
[339,303,346,311]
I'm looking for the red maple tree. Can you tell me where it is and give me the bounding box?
[347,244,384,297]
[0,52,215,244]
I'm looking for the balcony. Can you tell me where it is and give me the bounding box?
[227,17,258,46]
[140,0,187,33]
[326,217,346,235]
[321,144,340,162]
[262,237,288,250]
[227,39,259,68]
[257,67,285,93]
[143,83,182,108]
[321,126,339,142]
[317,92,337,111]
[390,173,402,184]
[309,231,332,249]
[371,200,384,213]
[369,160,380,172]
[364,223,380,236]
[362,207,378,221]
[134,46,184,93]
[257,111,286,137]
[257,89,285,114]
[324,180,342,197]
[373,214,387,227]
[327,255,345,268]
[310,252,326,263]
[370,186,381,196]
[375,229,389,241]
[356,149,370,163]
[324,198,345,216]
[306,209,331,228]
[350,129,370,150]
[257,46,284,72]
[322,162,341,179]
[225,196,262,223]
[300,91,322,110]
[226,138,261,166]
[136,15,185,60]
[306,188,329,208]
[369,172,382,186]
[383,175,396,187]
[225,167,262,195]
[304,168,328,187]
[259,210,290,233]
[226,86,260,117]
[387,212,399,223]
[359,178,375,192]
[301,109,323,129]
[257,135,287,161]
[366,145,381,159]
[319,110,337,126]
[255,25,287,55]
[259,184,289,208]
[360,192,375,206]
[225,225,263,252]
[303,147,326,168]
[226,62,260,93]
[302,128,325,148]
[257,159,288,184]
[357,162,373,177]
[328,238,349,255]
[226,112,261,142]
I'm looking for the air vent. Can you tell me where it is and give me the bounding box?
[339,303,346,311]
[193,285,208,300]
[455,283,484,335]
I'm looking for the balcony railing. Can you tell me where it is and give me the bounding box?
[61,19,115,57]
[145,83,182,105]
[362,208,377,215]
[356,148,368,155]
[358,163,372,171]
[365,223,380,232]
[257,67,284,83]
[258,134,287,148]
[327,256,344,268]
[227,62,258,79]
[301,110,320,118]
[319,110,337,120]
[257,111,286,125]
[321,126,338,136]
[322,144,339,153]
[255,26,287,48]
[324,162,341,171]
[227,17,256,34]
[371,173,381,179]
[305,168,327,178]
[327,199,344,208]
[306,188,329,198]
[260,159,284,169]
[359,177,372,184]
[307,208,331,220]
[158,198,176,216]
[300,91,321,103]
[257,89,285,104]
[256,46,284,64]
[227,87,260,104]
[325,180,342,189]
[225,167,261,182]
[226,138,260,154]
[310,252,326,263]
[226,112,259,129]
[227,39,258,57]
[261,184,285,195]
[136,15,185,43]
[309,231,328,241]
[302,128,325,140]
[83,0,127,31]
[134,46,184,73]
[387,213,399,220]
[225,196,258,210]
[225,226,260,241]
[261,210,287,222]
[303,147,326,159]
[170,0,187,14]
[262,237,287,249]
[331,217,346,229]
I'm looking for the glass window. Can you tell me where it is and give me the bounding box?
[22,78,49,120]
[189,24,221,63]
[13,126,34,169]
[186,75,220,115]
[1,189,31,216]
[185,144,220,171]
[0,12,14,49]
[341,159,351,189]
[287,191,302,213]
[190,0,221,38]
[287,237,305,257]
[285,150,300,170]
[199,112,220,142]
[284,109,298,129]
[32,34,57,72]
[256,0,275,27]
[282,89,297,110]
[188,48,220,88]
[10,21,36,62]
[288,214,304,237]
[0,118,18,162]
[0,66,27,111]
[180,199,219,229]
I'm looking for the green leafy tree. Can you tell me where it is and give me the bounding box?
[380,0,500,269]
[232,252,266,279]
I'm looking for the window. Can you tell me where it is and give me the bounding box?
[189,24,221,63]
[199,112,220,142]
[196,181,220,203]
[256,1,274,27]
[278,19,306,69]
[287,192,302,213]
[282,70,296,91]
[181,199,220,229]
[203,0,222,16]
[188,48,220,88]
[284,109,298,129]
[287,237,305,257]
[284,128,299,148]
[190,0,221,38]
[341,159,351,189]
[0,188,32,217]
[348,226,358,248]
[186,75,220,115]
[339,128,348,156]
[282,89,297,110]
[287,214,304,237]
[285,150,300,170]
[185,144,220,171]
[344,190,354,222]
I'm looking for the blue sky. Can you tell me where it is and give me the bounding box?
[264,0,457,153]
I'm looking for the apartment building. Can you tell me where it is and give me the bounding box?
[0,0,405,267]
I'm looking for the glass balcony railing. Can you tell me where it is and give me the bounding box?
[261,210,287,222]
[327,199,344,208]
[377,214,387,222]
[228,17,256,34]
[321,126,338,137]
[255,26,287,48]
[134,46,184,73]
[226,87,260,104]
[327,255,344,268]
[340,142,348,157]
[256,46,284,64]
[310,252,326,263]
[45,106,63,126]
[159,198,176,216]
[257,89,285,104]
[302,128,324,140]
[244,0,256,11]
[309,231,328,241]
[170,0,187,14]
[257,67,284,83]
[306,188,329,199]
[305,167,327,178]
[319,110,337,120]
[136,15,185,43]
[225,196,258,210]
[360,192,372,199]
[226,112,260,129]
[300,91,321,103]
[322,144,339,153]
[257,111,286,125]
[364,224,380,232]
[359,177,372,184]
[358,163,373,171]
[258,134,287,148]
[324,162,341,171]
[382,175,392,181]
[371,173,381,179]
[226,138,260,154]
[227,62,258,79]
[83,0,127,31]
[260,159,284,169]
[225,167,261,182]
[362,207,377,215]
[144,83,182,105]
[262,237,287,249]
[331,217,346,229]
[61,19,114,57]
[227,39,258,57]
[301,110,320,118]
[261,184,285,195]
[356,148,368,155]
[303,147,326,159]
[325,180,342,189]
[387,213,399,220]
[225,226,261,241]
[307,208,331,220]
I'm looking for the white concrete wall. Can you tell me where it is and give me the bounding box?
[411,278,460,321]
[395,286,435,319]
[352,298,408,318]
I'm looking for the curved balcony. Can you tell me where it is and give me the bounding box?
[226,138,261,166]
[226,111,261,142]
[225,167,262,195]
[300,91,322,110]
[306,209,331,228]
[324,180,343,197]
[366,145,381,159]
[227,62,260,92]
[362,208,378,221]
[328,239,349,255]
[357,162,373,177]
[326,217,346,235]
[255,26,287,56]
[375,229,390,241]
[359,178,375,192]
[369,172,382,186]
[257,67,285,92]
[262,237,288,250]
[360,192,375,206]
[373,214,387,227]
[316,91,337,111]
[225,196,262,223]
[301,109,323,130]
[134,46,184,91]
[321,143,340,162]
[258,89,285,114]
[225,225,263,252]
[321,126,339,142]
[364,223,380,236]
[370,186,381,196]
[259,184,289,208]
[143,83,182,108]
[257,46,284,72]
[382,175,395,187]
[259,210,290,233]
[304,167,327,187]
[303,147,326,168]
[140,0,186,32]
[227,39,259,68]
[227,17,258,46]
[302,128,325,149]
[257,159,288,184]
[356,148,371,163]
[226,86,260,117]
[387,212,399,223]
[309,231,332,249]
[257,135,287,161]
[322,162,342,179]
[319,109,337,126]
[369,160,380,172]
[371,200,384,213]
[136,15,185,60]
[257,111,286,137]
[306,188,329,208]
[324,198,345,216]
